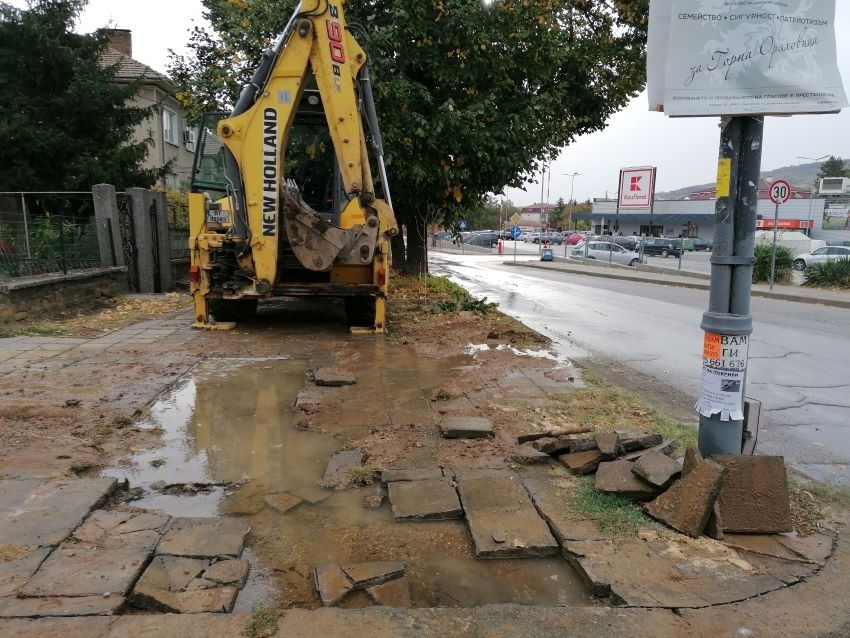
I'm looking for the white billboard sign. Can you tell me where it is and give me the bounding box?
[647,0,848,116]
[618,167,656,209]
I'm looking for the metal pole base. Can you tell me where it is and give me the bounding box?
[698,414,744,456]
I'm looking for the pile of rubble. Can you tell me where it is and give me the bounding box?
[513,425,792,538]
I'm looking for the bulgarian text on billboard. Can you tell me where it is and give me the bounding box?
[647,0,847,116]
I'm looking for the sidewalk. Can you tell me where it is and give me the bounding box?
[506,255,850,309]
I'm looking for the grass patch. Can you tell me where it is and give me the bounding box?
[425,274,467,296]
[549,374,696,454]
[0,325,64,338]
[150,458,167,468]
[557,473,661,536]
[790,477,850,510]
[241,602,280,638]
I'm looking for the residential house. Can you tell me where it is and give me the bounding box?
[102,29,195,190]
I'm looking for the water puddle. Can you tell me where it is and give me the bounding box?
[105,357,589,608]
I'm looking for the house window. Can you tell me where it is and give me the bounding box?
[162,108,178,146]
[184,128,196,153]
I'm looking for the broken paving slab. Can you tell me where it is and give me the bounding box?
[366,576,412,607]
[341,561,405,588]
[620,439,677,462]
[509,443,552,465]
[129,581,238,614]
[203,559,250,587]
[264,492,303,514]
[381,468,444,482]
[0,547,50,597]
[644,458,726,537]
[128,555,244,614]
[19,548,149,597]
[595,461,660,501]
[618,433,663,454]
[712,455,792,534]
[313,367,357,387]
[0,478,117,547]
[632,452,681,489]
[314,563,353,606]
[594,432,619,461]
[387,478,463,521]
[0,594,125,618]
[522,478,606,543]
[456,470,558,558]
[289,486,332,505]
[321,450,365,487]
[557,450,603,475]
[439,416,494,439]
[565,534,792,608]
[156,517,250,558]
[71,509,170,551]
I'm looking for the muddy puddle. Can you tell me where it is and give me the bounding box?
[104,357,589,609]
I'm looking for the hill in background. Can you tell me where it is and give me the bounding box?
[657,162,821,200]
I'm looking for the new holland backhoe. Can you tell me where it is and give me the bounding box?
[188,0,397,332]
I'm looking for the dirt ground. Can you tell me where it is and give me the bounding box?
[0,275,840,543]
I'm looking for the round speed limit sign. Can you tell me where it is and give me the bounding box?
[768,179,791,205]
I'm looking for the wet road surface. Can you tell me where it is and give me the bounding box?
[431,252,850,487]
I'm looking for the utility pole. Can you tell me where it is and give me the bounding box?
[564,172,580,230]
[797,155,828,238]
[697,115,763,455]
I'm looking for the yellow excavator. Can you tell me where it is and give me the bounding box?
[188,0,398,332]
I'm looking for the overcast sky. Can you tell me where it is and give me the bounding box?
[10,0,850,204]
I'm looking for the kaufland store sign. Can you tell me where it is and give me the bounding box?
[619,167,656,208]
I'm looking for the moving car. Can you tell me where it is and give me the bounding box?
[793,245,850,270]
[572,241,643,266]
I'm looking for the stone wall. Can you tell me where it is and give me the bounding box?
[0,268,127,324]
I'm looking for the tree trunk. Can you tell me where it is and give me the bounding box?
[390,209,429,275]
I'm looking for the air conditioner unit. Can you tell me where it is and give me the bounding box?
[818,177,850,195]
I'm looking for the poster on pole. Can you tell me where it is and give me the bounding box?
[695,332,749,421]
[647,0,848,116]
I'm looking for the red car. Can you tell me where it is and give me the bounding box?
[564,233,585,245]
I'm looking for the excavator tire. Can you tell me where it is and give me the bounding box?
[344,296,376,329]
[211,299,259,322]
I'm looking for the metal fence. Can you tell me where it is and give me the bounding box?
[0,192,103,281]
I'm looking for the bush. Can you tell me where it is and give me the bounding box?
[803,260,850,288]
[752,242,794,283]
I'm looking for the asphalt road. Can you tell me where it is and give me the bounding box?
[430,251,850,487]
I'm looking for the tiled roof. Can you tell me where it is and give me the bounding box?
[101,48,174,92]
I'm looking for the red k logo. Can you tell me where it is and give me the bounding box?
[630,176,642,192]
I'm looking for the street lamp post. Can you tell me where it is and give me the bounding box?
[564,172,581,230]
[797,155,829,237]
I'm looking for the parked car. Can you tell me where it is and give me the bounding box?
[523,232,541,243]
[692,237,713,251]
[792,245,850,270]
[465,231,500,248]
[609,235,641,252]
[533,233,564,245]
[572,241,643,266]
[642,238,683,258]
[564,233,585,245]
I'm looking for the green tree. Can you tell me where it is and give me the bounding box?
[0,0,157,192]
[550,197,567,230]
[169,0,648,272]
[817,156,849,180]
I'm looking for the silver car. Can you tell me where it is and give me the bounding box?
[572,241,643,267]
[793,246,850,270]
